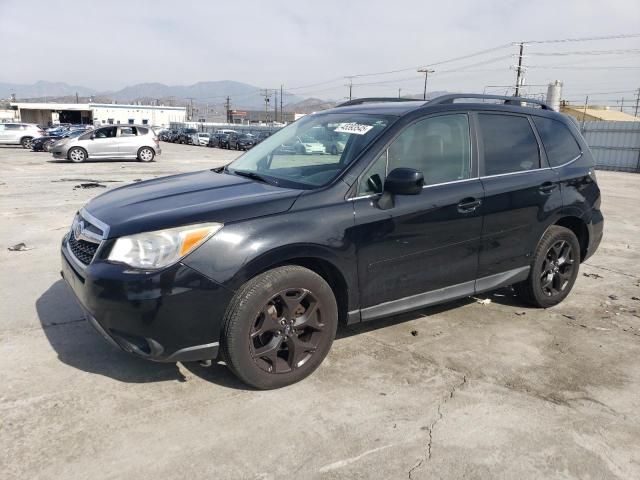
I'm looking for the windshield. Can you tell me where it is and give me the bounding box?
[227,113,394,189]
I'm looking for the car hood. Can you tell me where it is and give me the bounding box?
[84,170,302,238]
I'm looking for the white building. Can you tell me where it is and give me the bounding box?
[9,102,186,128]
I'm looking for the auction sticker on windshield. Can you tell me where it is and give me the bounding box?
[334,123,374,135]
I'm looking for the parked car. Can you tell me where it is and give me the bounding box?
[207,132,225,148]
[229,133,256,150]
[217,133,232,149]
[60,94,603,389]
[177,128,198,144]
[32,129,84,152]
[195,132,211,146]
[51,125,160,162]
[276,134,326,155]
[0,123,45,148]
[254,131,273,144]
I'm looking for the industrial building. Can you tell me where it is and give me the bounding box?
[9,102,186,128]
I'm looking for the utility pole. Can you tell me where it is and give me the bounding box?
[634,88,640,117]
[273,90,278,124]
[280,84,284,123]
[261,89,271,124]
[75,92,79,104]
[617,98,624,112]
[345,77,354,100]
[225,96,231,123]
[398,88,402,99]
[514,42,525,97]
[581,95,589,131]
[417,68,435,100]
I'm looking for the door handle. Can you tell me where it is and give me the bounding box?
[539,181,557,194]
[457,197,482,213]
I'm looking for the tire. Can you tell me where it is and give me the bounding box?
[514,226,581,308]
[21,137,33,149]
[68,147,87,163]
[221,265,338,389]
[43,140,54,152]
[137,147,155,162]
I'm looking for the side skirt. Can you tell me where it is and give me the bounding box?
[352,266,530,323]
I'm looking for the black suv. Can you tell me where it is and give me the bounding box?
[60,94,603,389]
[229,133,256,150]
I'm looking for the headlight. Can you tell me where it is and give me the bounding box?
[108,223,223,270]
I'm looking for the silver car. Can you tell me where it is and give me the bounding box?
[0,123,45,148]
[51,125,161,163]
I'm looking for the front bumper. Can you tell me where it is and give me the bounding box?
[60,235,234,362]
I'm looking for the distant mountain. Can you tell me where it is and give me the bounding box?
[285,97,338,113]
[104,81,302,110]
[0,81,96,99]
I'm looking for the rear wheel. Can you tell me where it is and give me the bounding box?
[137,147,155,162]
[514,225,580,308]
[21,137,33,149]
[221,265,338,389]
[68,147,86,163]
[43,140,54,152]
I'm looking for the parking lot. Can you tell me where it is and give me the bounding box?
[1,142,639,479]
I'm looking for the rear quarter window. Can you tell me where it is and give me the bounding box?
[532,116,582,167]
[478,113,540,176]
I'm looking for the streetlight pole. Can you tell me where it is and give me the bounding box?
[417,68,435,100]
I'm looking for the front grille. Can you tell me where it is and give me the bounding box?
[68,234,99,265]
[67,212,106,267]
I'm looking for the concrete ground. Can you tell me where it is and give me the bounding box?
[1,142,639,479]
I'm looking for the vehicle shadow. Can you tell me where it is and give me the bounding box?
[37,280,525,389]
[46,159,141,164]
[36,280,245,389]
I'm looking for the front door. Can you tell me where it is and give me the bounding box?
[352,113,484,320]
[85,126,118,157]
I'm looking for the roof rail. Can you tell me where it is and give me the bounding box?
[427,93,550,110]
[336,97,421,108]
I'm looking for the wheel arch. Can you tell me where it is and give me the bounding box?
[230,249,353,326]
[554,216,589,261]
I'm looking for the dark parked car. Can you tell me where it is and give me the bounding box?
[207,132,224,148]
[177,128,198,144]
[32,129,83,152]
[60,94,603,389]
[229,133,256,150]
[217,133,232,149]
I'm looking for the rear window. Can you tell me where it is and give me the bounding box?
[532,116,582,167]
[137,127,149,135]
[478,114,540,176]
[120,126,138,136]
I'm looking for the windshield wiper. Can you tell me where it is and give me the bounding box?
[230,169,272,184]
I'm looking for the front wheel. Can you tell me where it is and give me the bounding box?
[68,147,86,163]
[514,225,581,308]
[137,147,155,162]
[221,265,338,389]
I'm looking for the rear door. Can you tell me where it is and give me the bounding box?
[352,113,484,319]
[116,126,140,157]
[475,112,561,287]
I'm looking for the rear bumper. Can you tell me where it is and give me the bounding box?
[60,236,234,362]
[584,207,604,261]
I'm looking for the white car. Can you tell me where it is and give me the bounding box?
[295,135,326,154]
[0,123,45,148]
[194,132,211,146]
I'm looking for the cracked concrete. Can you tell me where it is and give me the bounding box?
[1,144,640,479]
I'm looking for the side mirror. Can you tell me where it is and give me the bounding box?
[384,168,424,195]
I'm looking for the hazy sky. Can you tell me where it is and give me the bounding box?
[1,0,639,105]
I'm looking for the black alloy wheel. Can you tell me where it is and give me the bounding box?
[514,225,581,307]
[221,265,338,389]
[250,288,325,374]
[540,240,575,297]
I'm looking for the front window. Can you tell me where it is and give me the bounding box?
[227,113,394,189]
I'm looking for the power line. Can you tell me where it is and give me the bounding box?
[523,33,640,44]
[528,49,640,56]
